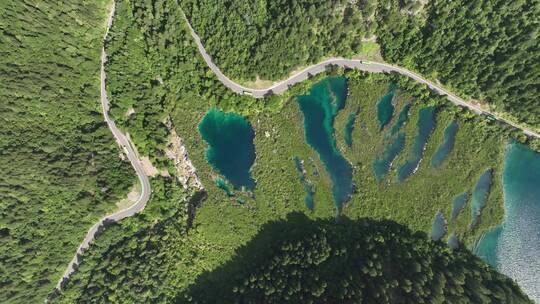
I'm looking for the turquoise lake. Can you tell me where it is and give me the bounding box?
[297,76,353,212]
[470,169,493,227]
[198,109,256,190]
[373,133,406,182]
[475,143,540,301]
[376,83,396,130]
[431,120,458,168]
[397,106,437,182]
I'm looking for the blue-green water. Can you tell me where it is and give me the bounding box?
[215,178,234,197]
[293,156,315,210]
[470,169,493,227]
[376,83,396,130]
[451,192,468,220]
[431,211,447,241]
[475,143,540,300]
[447,232,459,249]
[373,133,406,182]
[475,226,502,267]
[397,107,437,182]
[199,109,256,190]
[431,121,458,168]
[389,103,411,136]
[343,109,358,148]
[297,76,353,212]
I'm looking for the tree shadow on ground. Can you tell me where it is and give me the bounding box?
[176,212,530,304]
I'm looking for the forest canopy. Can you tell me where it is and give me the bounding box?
[181,0,540,128]
[0,1,133,302]
[180,213,531,304]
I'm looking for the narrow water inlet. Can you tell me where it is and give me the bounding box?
[296,76,353,213]
[376,83,397,130]
[397,106,437,182]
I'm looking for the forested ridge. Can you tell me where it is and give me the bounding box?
[0,1,133,302]
[181,213,531,303]
[180,0,388,80]
[181,0,540,128]
[378,0,540,127]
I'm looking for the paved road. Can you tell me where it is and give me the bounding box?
[183,14,540,140]
[52,1,151,294]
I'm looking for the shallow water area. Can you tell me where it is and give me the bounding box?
[475,143,540,301]
[376,83,396,130]
[296,76,353,212]
[198,109,256,190]
[431,212,447,241]
[388,103,411,137]
[215,178,234,197]
[373,133,406,182]
[397,106,437,182]
[470,169,493,227]
[431,120,457,168]
[451,192,468,220]
[294,156,315,210]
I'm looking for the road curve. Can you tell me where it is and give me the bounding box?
[51,1,151,296]
[183,14,540,140]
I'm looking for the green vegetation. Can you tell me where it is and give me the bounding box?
[53,177,193,303]
[4,0,538,302]
[0,1,134,302]
[181,213,531,303]
[378,0,540,127]
[180,0,414,81]
[49,1,539,302]
[182,0,539,128]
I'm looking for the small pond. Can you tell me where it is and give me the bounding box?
[199,109,256,190]
[294,156,315,210]
[343,109,358,148]
[397,106,437,182]
[451,192,468,220]
[431,211,447,241]
[389,103,411,136]
[373,133,406,182]
[376,83,396,130]
[470,169,493,227]
[431,120,458,168]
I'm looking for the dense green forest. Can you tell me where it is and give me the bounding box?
[180,0,385,81]
[53,177,194,303]
[181,0,539,127]
[378,0,540,128]
[0,1,133,302]
[181,213,531,304]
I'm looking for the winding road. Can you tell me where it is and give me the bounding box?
[183,14,540,140]
[51,2,151,295]
[52,2,539,300]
